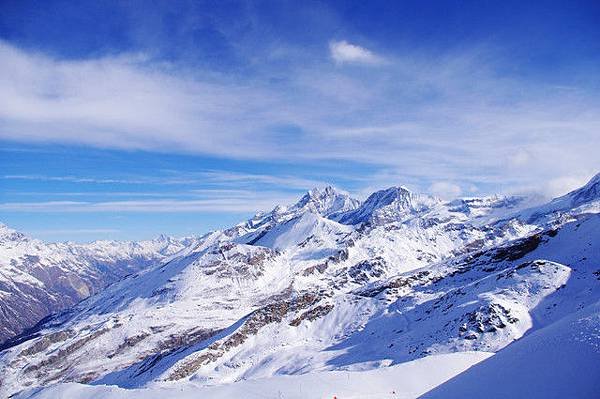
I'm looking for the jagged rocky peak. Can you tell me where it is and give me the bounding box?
[337,185,439,225]
[155,233,170,242]
[294,185,360,216]
[364,186,418,208]
[234,187,357,242]
[369,185,438,211]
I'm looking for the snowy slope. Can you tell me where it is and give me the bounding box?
[421,300,600,399]
[251,211,353,251]
[1,175,599,398]
[20,352,492,399]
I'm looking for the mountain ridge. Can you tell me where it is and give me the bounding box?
[1,174,599,397]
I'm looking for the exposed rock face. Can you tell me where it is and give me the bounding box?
[166,292,322,381]
[336,186,439,225]
[459,303,519,339]
[24,327,111,381]
[107,333,151,359]
[491,233,543,261]
[289,304,334,326]
[18,330,75,357]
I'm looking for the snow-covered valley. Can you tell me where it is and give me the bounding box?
[0,226,196,345]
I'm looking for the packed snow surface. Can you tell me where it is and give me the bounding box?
[422,300,600,399]
[20,352,492,399]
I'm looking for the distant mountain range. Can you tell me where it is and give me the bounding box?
[1,173,599,398]
[0,226,196,344]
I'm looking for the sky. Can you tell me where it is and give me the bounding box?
[1,0,599,242]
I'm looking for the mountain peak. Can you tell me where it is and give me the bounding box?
[377,185,412,197]
[301,185,340,203]
[306,185,337,198]
[153,233,175,245]
[336,185,438,225]
[293,185,359,217]
[237,186,359,239]
[0,223,28,244]
[362,185,425,209]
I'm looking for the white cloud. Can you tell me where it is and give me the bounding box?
[0,41,599,197]
[428,181,462,199]
[507,149,532,167]
[196,170,331,190]
[544,176,591,198]
[329,40,382,64]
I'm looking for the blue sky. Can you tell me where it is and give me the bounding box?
[1,0,599,242]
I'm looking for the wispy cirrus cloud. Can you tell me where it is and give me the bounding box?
[0,171,320,213]
[196,170,331,191]
[3,170,331,191]
[1,40,599,198]
[3,175,150,184]
[0,194,300,214]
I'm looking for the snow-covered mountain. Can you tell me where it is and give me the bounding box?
[0,226,196,345]
[227,185,359,243]
[1,176,599,398]
[335,185,439,225]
